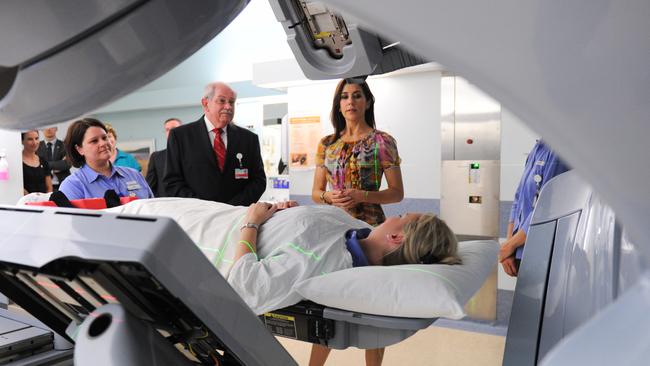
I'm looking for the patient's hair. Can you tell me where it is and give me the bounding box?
[383,214,462,266]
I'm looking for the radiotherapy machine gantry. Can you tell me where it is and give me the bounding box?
[1,0,649,364]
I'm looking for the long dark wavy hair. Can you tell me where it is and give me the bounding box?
[328,78,376,144]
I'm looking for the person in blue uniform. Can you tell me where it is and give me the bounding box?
[499,140,570,276]
[59,118,153,200]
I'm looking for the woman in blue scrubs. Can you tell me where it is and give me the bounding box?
[59,118,153,200]
[499,140,569,276]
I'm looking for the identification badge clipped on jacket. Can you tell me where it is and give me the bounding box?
[235,168,249,179]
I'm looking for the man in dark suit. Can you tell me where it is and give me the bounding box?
[37,126,71,190]
[164,82,266,205]
[146,118,182,197]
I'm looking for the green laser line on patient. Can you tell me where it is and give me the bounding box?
[212,214,246,267]
[199,212,327,267]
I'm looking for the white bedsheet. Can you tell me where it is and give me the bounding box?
[109,198,370,314]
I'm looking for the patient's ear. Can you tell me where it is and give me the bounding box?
[387,233,404,246]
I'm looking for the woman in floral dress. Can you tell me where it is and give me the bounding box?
[310,78,405,365]
[312,78,404,226]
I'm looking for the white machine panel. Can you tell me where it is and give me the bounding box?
[440,160,500,237]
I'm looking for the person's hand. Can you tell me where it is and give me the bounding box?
[341,189,366,207]
[501,256,518,277]
[276,200,299,210]
[246,202,278,226]
[499,242,516,262]
[328,190,354,208]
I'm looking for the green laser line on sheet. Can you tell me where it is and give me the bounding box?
[262,255,284,262]
[392,267,461,295]
[286,242,322,261]
[213,214,246,267]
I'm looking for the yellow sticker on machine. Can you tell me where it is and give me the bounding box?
[263,313,297,339]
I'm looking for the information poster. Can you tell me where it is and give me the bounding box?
[289,116,321,170]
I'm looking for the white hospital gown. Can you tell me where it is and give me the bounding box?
[110,198,371,314]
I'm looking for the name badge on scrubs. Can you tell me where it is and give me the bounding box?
[235,168,249,179]
[126,180,141,191]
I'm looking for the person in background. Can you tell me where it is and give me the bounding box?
[310,78,404,365]
[37,126,71,190]
[164,81,266,205]
[499,139,570,276]
[104,123,142,172]
[59,118,153,200]
[312,78,404,227]
[22,130,53,194]
[146,118,182,197]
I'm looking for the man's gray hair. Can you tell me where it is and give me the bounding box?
[203,82,237,100]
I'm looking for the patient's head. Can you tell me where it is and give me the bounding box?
[382,214,461,266]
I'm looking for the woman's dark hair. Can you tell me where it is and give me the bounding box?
[328,78,376,144]
[20,130,37,141]
[64,118,107,168]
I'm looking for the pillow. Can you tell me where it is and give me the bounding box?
[293,240,498,319]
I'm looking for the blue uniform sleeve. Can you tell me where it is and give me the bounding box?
[520,208,534,235]
[509,185,521,222]
[509,147,535,223]
[58,174,85,200]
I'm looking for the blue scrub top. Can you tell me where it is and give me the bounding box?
[510,140,570,235]
[59,164,153,200]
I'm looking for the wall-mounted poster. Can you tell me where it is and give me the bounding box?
[289,116,321,170]
[117,139,155,176]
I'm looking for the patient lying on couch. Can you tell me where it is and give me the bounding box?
[111,198,461,315]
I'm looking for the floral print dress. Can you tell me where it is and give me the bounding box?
[315,130,401,225]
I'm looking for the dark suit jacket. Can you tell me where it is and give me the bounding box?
[37,139,71,184]
[164,118,266,206]
[146,149,167,197]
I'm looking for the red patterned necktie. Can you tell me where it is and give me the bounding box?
[212,128,226,171]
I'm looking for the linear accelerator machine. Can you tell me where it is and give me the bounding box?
[0,0,649,365]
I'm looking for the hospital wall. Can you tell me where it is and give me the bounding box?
[285,70,539,218]
[92,81,285,152]
[287,70,442,216]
